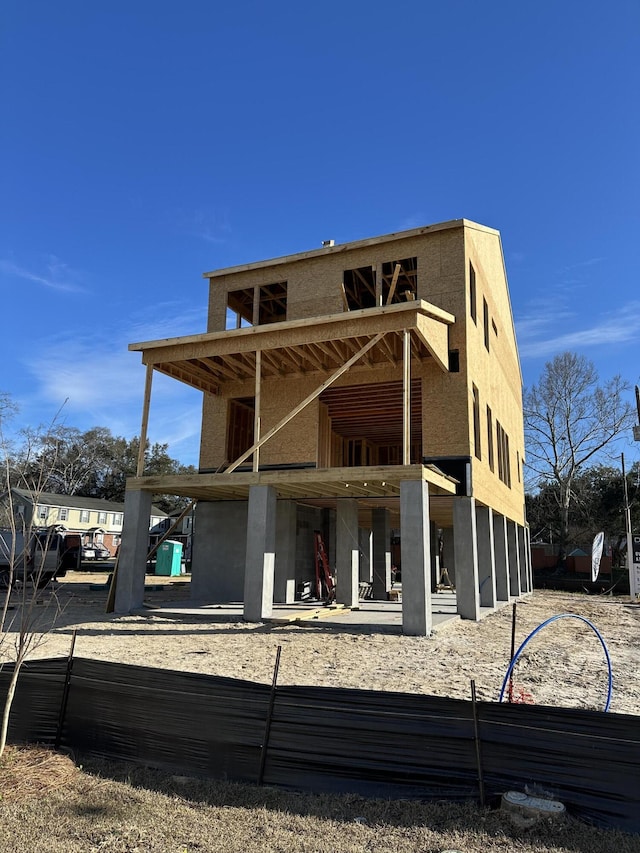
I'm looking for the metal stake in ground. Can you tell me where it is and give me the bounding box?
[508,602,517,703]
[470,679,486,807]
[55,628,77,749]
[258,644,282,785]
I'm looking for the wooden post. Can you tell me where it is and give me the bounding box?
[403,329,411,465]
[136,365,153,477]
[253,351,261,472]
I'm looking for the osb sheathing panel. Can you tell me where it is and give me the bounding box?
[207,229,467,331]
[463,224,525,524]
[421,364,470,457]
[199,393,226,469]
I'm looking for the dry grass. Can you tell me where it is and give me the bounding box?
[1,751,639,852]
[0,744,77,802]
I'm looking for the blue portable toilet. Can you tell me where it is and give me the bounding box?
[155,540,183,576]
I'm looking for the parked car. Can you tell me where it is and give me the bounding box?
[82,542,111,561]
[0,529,80,587]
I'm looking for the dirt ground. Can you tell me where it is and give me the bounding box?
[3,572,638,714]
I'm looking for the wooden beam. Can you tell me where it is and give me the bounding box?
[137,365,153,477]
[340,282,349,311]
[385,263,402,305]
[403,329,410,466]
[225,332,386,473]
[253,351,261,472]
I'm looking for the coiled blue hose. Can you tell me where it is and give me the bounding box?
[498,613,613,712]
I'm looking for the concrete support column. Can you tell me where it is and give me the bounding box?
[507,519,521,598]
[244,485,276,621]
[359,528,372,584]
[476,505,496,609]
[400,480,432,636]
[525,526,533,592]
[453,496,480,620]
[518,524,530,593]
[372,507,392,600]
[115,489,152,614]
[275,500,297,603]
[492,513,510,602]
[336,499,359,608]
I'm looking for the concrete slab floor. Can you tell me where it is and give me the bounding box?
[133,590,476,635]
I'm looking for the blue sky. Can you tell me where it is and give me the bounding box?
[1,0,639,465]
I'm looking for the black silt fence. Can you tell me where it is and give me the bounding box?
[1,657,639,834]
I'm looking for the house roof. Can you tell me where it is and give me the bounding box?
[202,218,499,279]
[8,489,168,516]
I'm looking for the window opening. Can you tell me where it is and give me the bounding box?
[469,262,477,324]
[227,397,255,463]
[382,257,417,304]
[226,288,254,329]
[342,266,376,310]
[487,406,494,472]
[258,282,287,324]
[472,385,481,460]
[483,298,490,351]
[226,283,287,329]
[496,421,511,487]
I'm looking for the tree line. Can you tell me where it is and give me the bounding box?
[2,351,640,549]
[1,399,195,513]
[524,352,639,560]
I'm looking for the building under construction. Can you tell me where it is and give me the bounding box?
[115,218,531,635]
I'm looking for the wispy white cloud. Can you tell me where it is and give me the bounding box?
[0,256,86,293]
[20,305,208,464]
[173,207,232,245]
[558,257,603,273]
[517,300,640,359]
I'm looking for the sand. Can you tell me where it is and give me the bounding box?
[2,572,638,714]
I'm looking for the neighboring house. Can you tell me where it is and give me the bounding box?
[3,488,168,557]
[117,218,531,634]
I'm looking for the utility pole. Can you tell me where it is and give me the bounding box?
[621,454,634,597]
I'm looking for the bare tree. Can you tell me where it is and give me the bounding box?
[0,397,63,757]
[524,352,635,560]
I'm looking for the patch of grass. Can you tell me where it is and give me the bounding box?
[1,749,639,852]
